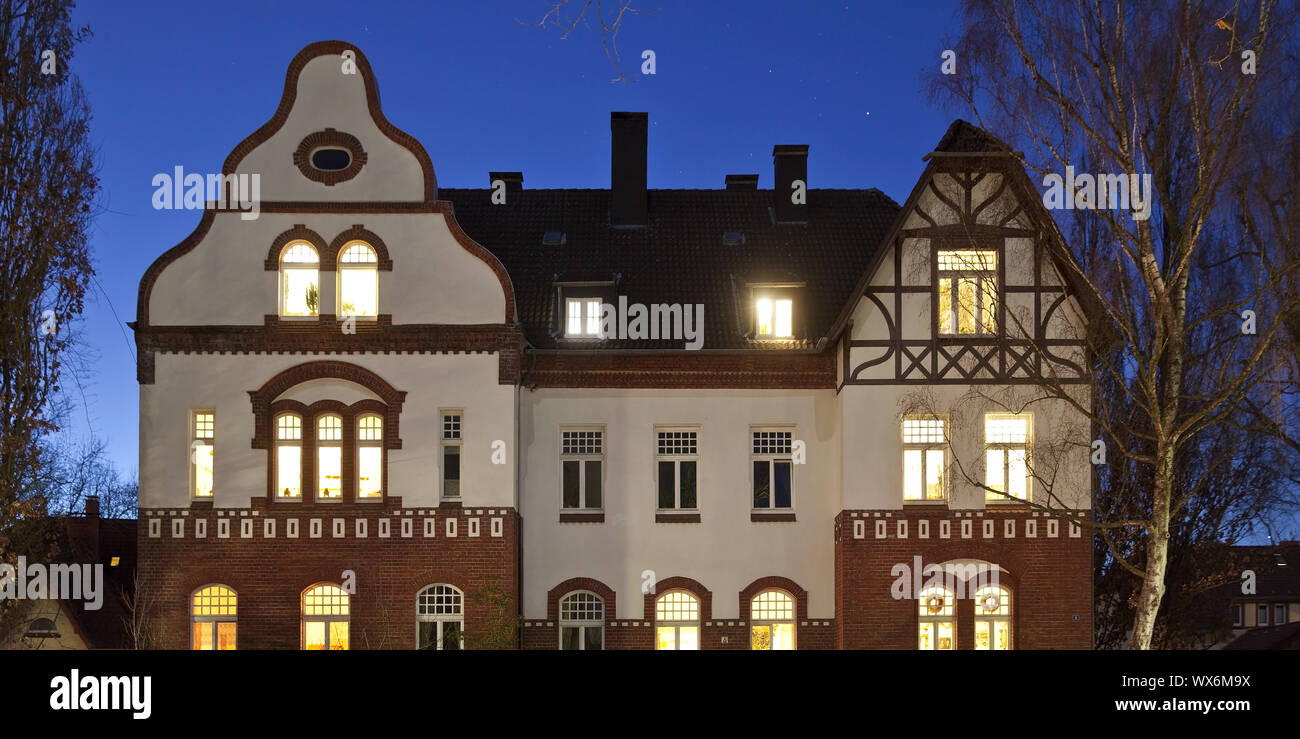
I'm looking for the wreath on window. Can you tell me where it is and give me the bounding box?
[925,595,945,614]
[981,593,1001,613]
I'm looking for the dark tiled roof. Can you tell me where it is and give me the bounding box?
[1223,621,1300,650]
[931,119,1013,155]
[440,188,900,350]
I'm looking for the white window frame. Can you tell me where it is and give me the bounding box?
[337,240,379,318]
[750,589,796,650]
[1276,603,1288,626]
[316,413,343,501]
[279,241,320,318]
[1231,603,1243,627]
[750,427,794,511]
[936,249,997,336]
[415,584,464,650]
[984,413,1032,503]
[1257,604,1269,626]
[655,427,699,511]
[558,591,605,650]
[918,584,956,650]
[356,414,383,501]
[440,410,462,499]
[560,427,604,511]
[973,584,1012,650]
[274,412,302,500]
[301,583,350,650]
[655,590,701,650]
[564,297,603,338]
[902,416,947,502]
[190,409,215,500]
[191,585,237,650]
[754,294,794,339]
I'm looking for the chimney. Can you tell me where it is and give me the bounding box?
[725,174,759,190]
[489,171,522,201]
[611,112,648,227]
[85,495,100,519]
[772,145,808,222]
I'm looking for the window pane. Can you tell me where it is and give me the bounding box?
[903,449,922,500]
[329,621,349,650]
[584,460,602,508]
[975,620,991,650]
[443,446,460,497]
[986,448,1005,497]
[751,625,771,650]
[979,277,996,333]
[339,268,378,317]
[775,299,792,337]
[658,461,676,509]
[656,626,676,650]
[442,622,462,651]
[924,449,944,500]
[567,299,582,335]
[937,621,954,650]
[957,277,976,334]
[679,461,697,509]
[562,460,580,508]
[1008,448,1028,500]
[756,298,773,335]
[1278,605,1287,625]
[774,461,791,508]
[193,623,212,651]
[217,622,236,650]
[561,626,580,650]
[584,626,603,651]
[753,460,770,508]
[772,623,795,650]
[318,446,341,498]
[678,626,699,650]
[586,299,602,336]
[194,443,214,498]
[277,445,300,497]
[358,446,382,498]
[938,278,953,334]
[418,621,437,650]
[304,621,326,650]
[283,268,318,316]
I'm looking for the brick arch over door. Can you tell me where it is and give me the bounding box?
[643,576,712,622]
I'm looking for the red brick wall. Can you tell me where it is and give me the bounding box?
[137,507,518,650]
[834,509,1093,649]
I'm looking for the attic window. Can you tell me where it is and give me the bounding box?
[25,618,59,638]
[543,231,567,246]
[753,289,794,339]
[310,147,352,171]
[723,232,745,246]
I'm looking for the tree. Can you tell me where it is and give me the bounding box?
[523,1,648,83]
[929,0,1300,648]
[0,0,98,633]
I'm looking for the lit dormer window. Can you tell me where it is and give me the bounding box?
[565,297,603,338]
[937,250,997,335]
[755,296,793,338]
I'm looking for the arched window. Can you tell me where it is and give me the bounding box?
[338,242,378,317]
[317,414,342,500]
[280,242,319,317]
[974,584,1012,650]
[559,592,604,650]
[192,585,237,650]
[918,584,955,650]
[750,589,795,650]
[416,584,463,650]
[275,413,302,499]
[302,584,349,650]
[655,590,700,650]
[357,414,383,500]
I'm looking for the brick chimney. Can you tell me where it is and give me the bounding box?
[725,174,759,190]
[610,112,648,227]
[772,145,808,222]
[489,171,522,201]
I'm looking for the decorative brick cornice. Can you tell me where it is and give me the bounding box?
[293,128,368,186]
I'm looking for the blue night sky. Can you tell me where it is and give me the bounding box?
[67,0,966,478]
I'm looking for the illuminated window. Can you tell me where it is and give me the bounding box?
[565,297,603,337]
[357,415,383,500]
[191,585,236,650]
[750,590,795,650]
[317,414,342,500]
[416,584,463,650]
[275,413,302,499]
[561,429,603,510]
[338,242,378,317]
[985,414,1031,502]
[752,429,793,510]
[302,584,349,650]
[559,591,604,650]
[191,410,214,499]
[918,584,955,650]
[656,429,698,510]
[903,417,946,501]
[937,249,997,335]
[755,296,793,338]
[655,591,700,650]
[974,584,1012,650]
[441,411,461,498]
[280,242,319,317]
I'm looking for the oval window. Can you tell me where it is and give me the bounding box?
[311,148,352,171]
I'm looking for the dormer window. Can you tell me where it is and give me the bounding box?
[565,297,603,338]
[755,294,793,339]
[937,250,997,335]
[280,242,320,317]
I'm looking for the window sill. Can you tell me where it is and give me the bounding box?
[438,499,463,509]
[559,512,605,523]
[655,512,701,523]
[903,500,949,506]
[985,499,1031,507]
[750,512,796,522]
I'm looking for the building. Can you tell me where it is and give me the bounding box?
[1220,542,1299,649]
[132,41,1094,650]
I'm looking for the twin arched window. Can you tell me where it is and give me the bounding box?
[917,581,1013,650]
[559,591,604,650]
[278,240,378,317]
[416,584,464,650]
[274,412,383,501]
